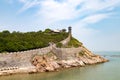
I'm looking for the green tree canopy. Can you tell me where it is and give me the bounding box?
[0,29,68,53]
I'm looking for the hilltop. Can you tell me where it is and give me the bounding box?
[0,28,68,53]
[0,28,83,53]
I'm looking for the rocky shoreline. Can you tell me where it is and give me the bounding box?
[31,53,108,72]
[0,52,108,76]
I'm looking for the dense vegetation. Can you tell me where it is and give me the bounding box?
[0,29,68,53]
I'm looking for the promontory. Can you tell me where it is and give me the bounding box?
[0,27,108,76]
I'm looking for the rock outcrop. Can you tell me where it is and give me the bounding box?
[31,50,108,73]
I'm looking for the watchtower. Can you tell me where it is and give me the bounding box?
[68,26,72,34]
[68,26,72,38]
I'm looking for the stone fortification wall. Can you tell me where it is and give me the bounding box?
[60,33,71,46]
[0,46,52,70]
[51,46,82,60]
[1,46,52,55]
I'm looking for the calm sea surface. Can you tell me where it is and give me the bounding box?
[0,52,120,80]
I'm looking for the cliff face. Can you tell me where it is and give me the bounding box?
[0,33,108,76]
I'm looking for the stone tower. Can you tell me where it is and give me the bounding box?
[68,26,72,34]
[68,26,72,37]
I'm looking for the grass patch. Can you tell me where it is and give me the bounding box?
[56,42,63,48]
[67,37,83,48]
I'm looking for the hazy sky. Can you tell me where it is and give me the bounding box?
[0,0,120,51]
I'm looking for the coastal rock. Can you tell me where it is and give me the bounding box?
[30,50,108,73]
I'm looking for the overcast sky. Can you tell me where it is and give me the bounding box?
[0,0,120,51]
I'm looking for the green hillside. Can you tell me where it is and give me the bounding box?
[0,29,68,53]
